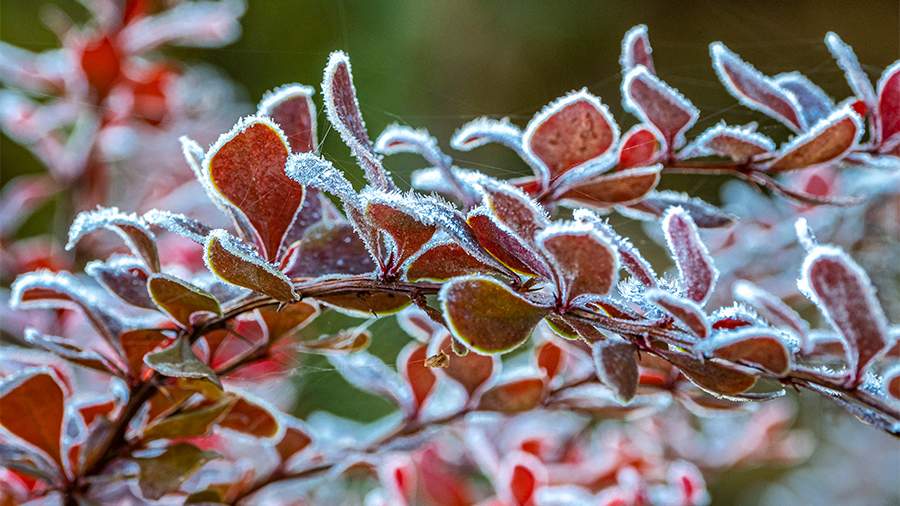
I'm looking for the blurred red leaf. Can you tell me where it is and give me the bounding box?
[0,370,66,471]
[591,337,639,403]
[618,125,660,168]
[218,395,280,438]
[135,443,218,500]
[119,329,169,379]
[478,377,545,412]
[698,328,793,376]
[399,343,437,413]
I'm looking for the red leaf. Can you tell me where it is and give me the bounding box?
[524,90,619,184]
[67,207,160,273]
[441,276,550,354]
[877,61,900,144]
[558,165,661,208]
[498,452,547,506]
[478,377,545,412]
[398,343,437,413]
[622,66,698,151]
[406,242,497,281]
[275,418,312,462]
[218,394,280,438]
[429,334,498,398]
[537,223,618,307]
[680,123,774,162]
[206,117,302,261]
[0,370,66,471]
[884,365,900,401]
[119,329,169,378]
[364,194,437,272]
[575,210,658,287]
[257,84,317,153]
[536,340,564,381]
[618,125,661,168]
[766,107,862,172]
[204,230,296,302]
[257,301,319,344]
[647,289,710,338]
[710,42,805,132]
[317,291,410,317]
[86,257,154,309]
[148,274,222,328]
[80,36,121,98]
[591,336,639,403]
[733,281,809,344]
[282,221,376,277]
[698,328,793,377]
[801,246,890,384]
[662,207,717,305]
[322,51,395,190]
[467,209,548,277]
[661,348,757,396]
[620,24,655,74]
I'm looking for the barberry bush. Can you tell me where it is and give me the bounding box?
[1,7,899,505]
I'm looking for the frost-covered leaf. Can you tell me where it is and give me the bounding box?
[679,122,774,162]
[591,336,639,403]
[406,241,497,281]
[327,351,413,413]
[257,83,317,153]
[24,329,116,375]
[662,206,718,304]
[467,207,549,277]
[218,394,280,438]
[374,124,447,167]
[119,329,169,378]
[766,106,862,171]
[148,274,222,328]
[322,51,395,190]
[398,342,437,414]
[558,165,662,209]
[85,256,155,309]
[710,304,762,331]
[363,191,437,272]
[618,125,661,168]
[143,396,234,441]
[204,230,296,302]
[697,328,793,376]
[620,24,654,74]
[440,275,550,354]
[825,32,877,112]
[257,301,319,344]
[800,245,890,383]
[143,209,212,245]
[710,42,805,132]
[428,334,498,399]
[282,221,375,277]
[661,348,757,396]
[316,291,410,318]
[877,61,900,144]
[733,280,809,343]
[622,190,735,228]
[646,289,709,338]
[0,369,66,470]
[285,152,359,207]
[67,207,159,272]
[775,72,835,127]
[478,377,545,412]
[135,443,218,501]
[205,116,303,261]
[450,117,524,153]
[144,336,221,389]
[11,270,125,349]
[477,178,549,241]
[523,89,619,184]
[574,210,658,287]
[537,223,618,307]
[622,66,698,151]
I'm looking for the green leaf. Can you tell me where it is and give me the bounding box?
[144,337,222,388]
[135,443,219,500]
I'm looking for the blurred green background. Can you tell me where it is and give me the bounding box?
[2,1,898,504]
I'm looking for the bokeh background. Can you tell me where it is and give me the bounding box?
[2,1,899,504]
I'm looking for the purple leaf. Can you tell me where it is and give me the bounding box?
[799,245,890,384]
[591,336,639,404]
[662,207,718,305]
[646,289,709,339]
[710,42,805,132]
[620,190,735,229]
[85,256,155,310]
[775,72,835,127]
[257,83,317,153]
[622,66,698,152]
[620,24,654,74]
[322,51,395,190]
